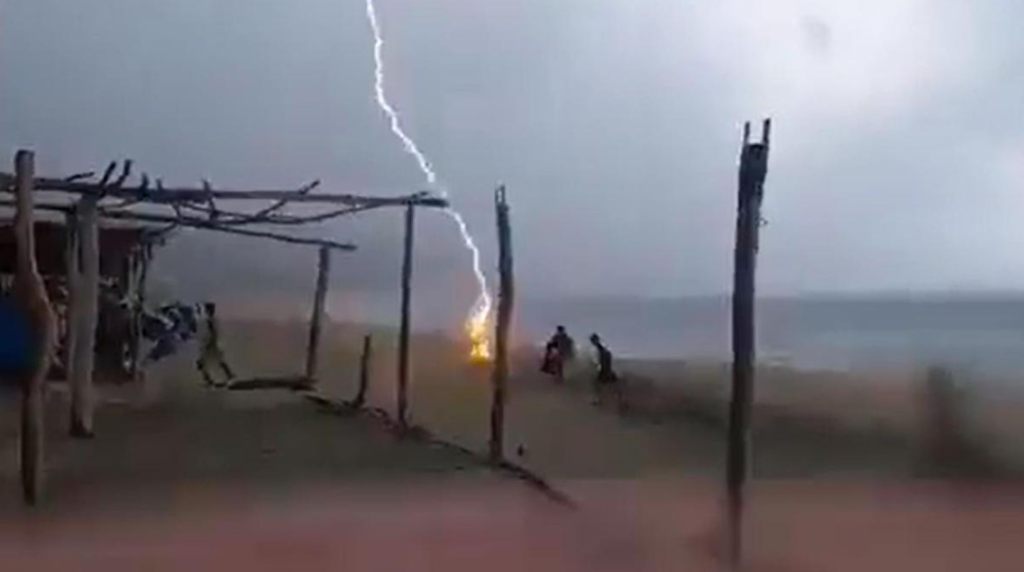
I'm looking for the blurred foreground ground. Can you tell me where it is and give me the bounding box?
[2,320,1024,570]
[3,479,1024,571]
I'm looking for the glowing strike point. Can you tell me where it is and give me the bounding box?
[364,0,493,361]
[467,310,491,363]
[446,207,493,361]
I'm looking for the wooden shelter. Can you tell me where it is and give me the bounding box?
[1,149,452,504]
[0,218,164,383]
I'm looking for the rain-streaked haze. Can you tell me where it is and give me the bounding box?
[2,0,1023,327]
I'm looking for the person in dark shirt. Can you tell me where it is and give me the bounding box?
[144,303,186,364]
[589,333,625,410]
[0,296,34,385]
[589,333,616,382]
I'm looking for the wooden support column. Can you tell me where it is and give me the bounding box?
[14,150,56,505]
[63,207,79,377]
[305,246,332,382]
[726,119,771,569]
[490,186,514,462]
[353,334,372,409]
[129,245,151,381]
[396,204,415,428]
[69,195,99,438]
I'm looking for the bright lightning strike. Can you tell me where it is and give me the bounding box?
[364,0,493,361]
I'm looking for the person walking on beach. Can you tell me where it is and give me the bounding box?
[552,325,576,363]
[589,333,624,409]
[196,302,235,387]
[541,325,576,381]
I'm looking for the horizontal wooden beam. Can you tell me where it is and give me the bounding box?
[226,376,315,392]
[0,199,358,251]
[0,174,449,209]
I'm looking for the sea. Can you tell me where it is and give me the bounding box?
[516,295,1024,378]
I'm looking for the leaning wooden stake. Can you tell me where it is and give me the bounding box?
[353,334,372,409]
[726,119,771,569]
[397,204,415,428]
[69,195,99,438]
[13,150,56,505]
[490,186,514,462]
[305,246,332,382]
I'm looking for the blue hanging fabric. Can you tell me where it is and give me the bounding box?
[0,296,35,378]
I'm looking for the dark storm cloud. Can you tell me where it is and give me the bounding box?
[2,0,1023,327]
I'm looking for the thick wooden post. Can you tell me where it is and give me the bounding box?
[14,150,56,505]
[69,195,99,438]
[353,334,372,409]
[129,245,151,381]
[490,186,514,462]
[397,204,415,428]
[63,208,79,377]
[726,119,771,568]
[305,246,332,382]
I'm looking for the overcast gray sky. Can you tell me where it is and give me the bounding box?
[2,0,1023,323]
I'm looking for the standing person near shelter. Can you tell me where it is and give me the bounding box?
[143,301,197,364]
[143,306,180,364]
[0,295,35,390]
[196,302,235,387]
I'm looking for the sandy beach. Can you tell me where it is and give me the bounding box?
[4,319,1024,570]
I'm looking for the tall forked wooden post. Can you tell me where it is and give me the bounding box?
[305,246,332,382]
[397,204,415,428]
[69,195,99,437]
[490,185,514,462]
[13,150,57,505]
[726,119,771,569]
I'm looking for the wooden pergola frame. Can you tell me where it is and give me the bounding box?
[2,149,452,504]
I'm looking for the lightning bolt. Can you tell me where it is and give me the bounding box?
[364,0,493,356]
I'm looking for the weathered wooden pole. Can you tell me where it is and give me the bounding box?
[14,150,56,505]
[305,246,332,382]
[396,204,415,428]
[726,119,771,569]
[129,246,151,381]
[63,208,79,377]
[69,195,99,438]
[490,185,514,462]
[353,334,372,409]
